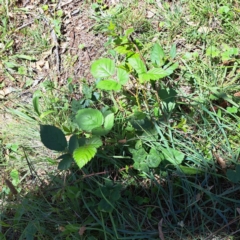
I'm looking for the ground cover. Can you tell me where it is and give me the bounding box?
[0,0,240,239]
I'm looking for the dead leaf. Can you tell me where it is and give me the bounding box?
[158,219,165,240]
[177,221,184,227]
[42,49,53,60]
[118,139,127,144]
[79,226,86,236]
[198,26,212,34]
[5,178,18,195]
[0,87,17,99]
[156,0,164,10]
[186,21,199,27]
[65,135,72,141]
[196,192,202,202]
[146,9,156,18]
[234,92,240,97]
[58,226,65,232]
[237,208,240,215]
[36,60,45,70]
[212,151,226,169]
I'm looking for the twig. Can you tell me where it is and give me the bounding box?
[50,29,60,74]
[205,215,240,240]
[82,165,134,179]
[129,35,148,69]
[22,147,45,186]
[4,178,18,195]
[15,21,34,31]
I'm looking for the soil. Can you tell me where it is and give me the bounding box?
[0,1,109,193]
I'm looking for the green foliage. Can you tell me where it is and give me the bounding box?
[40,107,114,169]
[57,154,73,170]
[226,165,240,183]
[95,180,122,212]
[76,109,104,132]
[130,147,163,172]
[2,0,240,239]
[206,44,239,62]
[91,58,115,78]
[91,58,129,91]
[40,125,67,152]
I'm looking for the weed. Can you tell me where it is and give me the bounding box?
[1,0,240,239]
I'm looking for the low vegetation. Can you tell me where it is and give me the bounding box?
[1,0,240,239]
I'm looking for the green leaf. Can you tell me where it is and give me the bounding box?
[134,111,147,120]
[128,57,147,75]
[125,27,134,36]
[133,162,149,172]
[179,165,202,175]
[158,87,177,113]
[206,46,220,58]
[14,54,36,61]
[10,169,19,186]
[117,68,129,85]
[18,66,27,75]
[147,148,162,168]
[226,106,238,113]
[104,113,114,131]
[158,87,177,103]
[98,199,114,212]
[40,125,67,151]
[226,165,240,183]
[58,154,73,170]
[150,43,165,66]
[40,110,55,120]
[221,52,231,62]
[21,222,38,240]
[32,90,42,116]
[7,108,36,123]
[73,145,97,168]
[76,109,104,131]
[91,112,114,136]
[129,148,148,163]
[4,61,19,69]
[170,44,177,59]
[91,58,115,78]
[140,68,169,81]
[164,62,178,75]
[161,148,185,165]
[32,98,39,115]
[228,47,238,55]
[86,136,102,148]
[68,135,79,154]
[109,185,122,202]
[115,45,134,55]
[96,80,121,91]
[92,127,109,136]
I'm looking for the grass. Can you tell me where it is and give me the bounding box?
[1,0,240,239]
